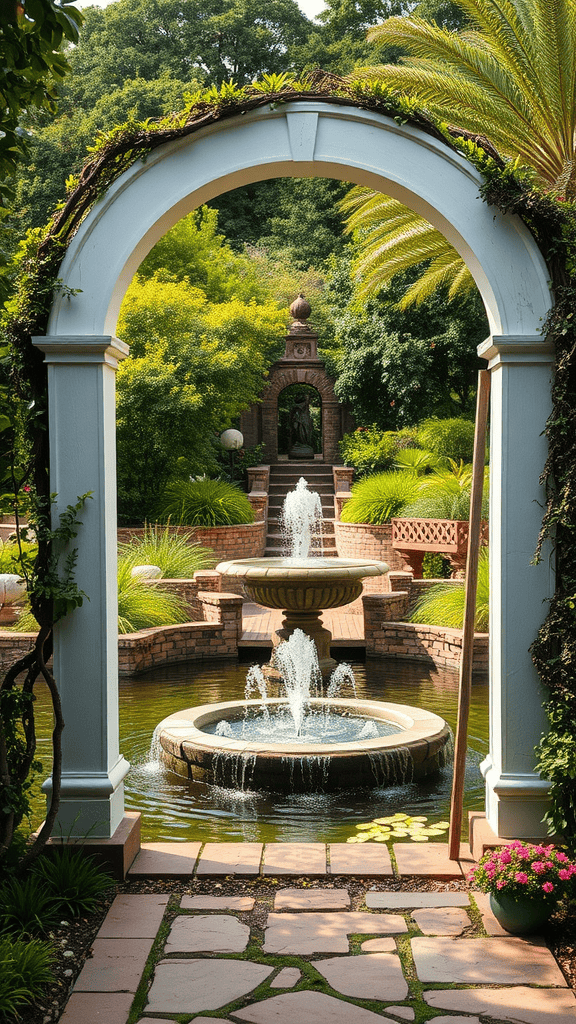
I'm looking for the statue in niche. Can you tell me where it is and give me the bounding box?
[289,393,315,458]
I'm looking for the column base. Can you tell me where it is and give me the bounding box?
[42,755,131,838]
[481,756,552,840]
[34,811,141,879]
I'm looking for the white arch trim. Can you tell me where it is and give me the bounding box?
[49,102,550,340]
[35,100,555,845]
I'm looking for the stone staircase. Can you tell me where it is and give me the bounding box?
[265,463,337,557]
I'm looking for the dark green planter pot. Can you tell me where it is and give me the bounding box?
[489,893,554,934]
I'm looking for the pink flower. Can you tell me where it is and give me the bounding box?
[496,880,506,889]
[558,869,571,881]
[556,852,568,863]
[499,850,512,865]
[515,872,529,884]
[542,882,554,893]
[532,861,546,874]
[545,862,554,870]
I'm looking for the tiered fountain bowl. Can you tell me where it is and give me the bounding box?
[156,697,453,793]
[217,555,389,677]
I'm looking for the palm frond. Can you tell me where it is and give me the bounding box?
[341,187,473,303]
[361,3,576,193]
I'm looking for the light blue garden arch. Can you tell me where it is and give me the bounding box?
[33,100,554,845]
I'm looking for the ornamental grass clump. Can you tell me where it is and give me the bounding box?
[158,478,255,527]
[118,522,215,577]
[339,470,421,524]
[470,841,576,903]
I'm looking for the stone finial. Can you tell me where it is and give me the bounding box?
[289,293,311,333]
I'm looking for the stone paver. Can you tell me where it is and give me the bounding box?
[128,841,201,876]
[412,936,568,986]
[96,894,169,938]
[196,842,262,875]
[234,990,396,1023]
[472,890,510,935]
[59,992,134,1023]
[329,843,393,876]
[314,953,408,1001]
[146,959,273,1014]
[387,1009,414,1021]
[270,967,302,988]
[411,907,471,935]
[366,891,469,909]
[275,888,350,910]
[424,987,576,1023]
[263,843,327,875]
[433,1018,481,1024]
[165,914,249,953]
[72,938,152,992]
[263,911,407,954]
[360,937,397,952]
[181,894,255,910]
[393,842,466,878]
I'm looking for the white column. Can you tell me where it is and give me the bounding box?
[478,335,555,838]
[32,336,129,838]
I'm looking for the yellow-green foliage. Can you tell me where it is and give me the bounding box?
[118,524,215,578]
[116,271,286,521]
[339,471,421,524]
[117,555,189,634]
[408,547,489,631]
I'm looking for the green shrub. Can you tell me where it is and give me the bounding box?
[416,417,476,463]
[0,935,55,1018]
[339,471,421,525]
[393,448,439,474]
[339,428,402,475]
[0,540,37,575]
[402,466,489,521]
[157,478,255,526]
[118,522,215,578]
[117,555,189,634]
[422,552,452,579]
[0,875,61,937]
[408,547,489,631]
[33,847,114,917]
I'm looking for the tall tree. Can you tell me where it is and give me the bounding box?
[344,0,576,303]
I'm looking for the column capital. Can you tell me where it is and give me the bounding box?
[32,335,129,369]
[478,334,555,368]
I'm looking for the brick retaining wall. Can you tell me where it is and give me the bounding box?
[0,587,243,676]
[117,521,266,562]
[363,593,488,671]
[334,521,406,572]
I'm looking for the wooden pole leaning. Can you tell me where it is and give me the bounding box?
[448,369,491,861]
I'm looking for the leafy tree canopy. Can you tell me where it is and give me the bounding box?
[320,248,487,426]
[65,0,310,109]
[116,266,286,520]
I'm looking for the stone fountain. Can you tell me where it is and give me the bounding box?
[217,478,388,677]
[156,630,452,793]
[154,476,452,794]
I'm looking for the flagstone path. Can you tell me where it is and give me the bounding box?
[58,843,576,1024]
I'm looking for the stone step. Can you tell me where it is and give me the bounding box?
[265,536,337,551]
[269,483,334,494]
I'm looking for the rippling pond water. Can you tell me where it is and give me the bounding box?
[31,654,488,844]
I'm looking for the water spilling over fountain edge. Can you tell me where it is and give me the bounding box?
[156,698,453,793]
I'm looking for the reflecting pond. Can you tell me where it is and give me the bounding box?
[32,655,488,844]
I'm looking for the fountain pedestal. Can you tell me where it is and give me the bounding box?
[273,610,336,678]
[217,556,388,680]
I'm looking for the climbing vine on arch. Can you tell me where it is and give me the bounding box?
[2,74,575,859]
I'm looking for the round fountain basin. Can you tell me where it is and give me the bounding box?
[156,698,453,793]
[216,556,389,611]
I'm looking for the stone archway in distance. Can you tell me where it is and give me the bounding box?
[33,100,554,850]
